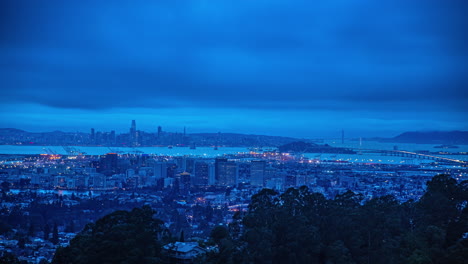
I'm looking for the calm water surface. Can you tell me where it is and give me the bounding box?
[1,140,466,164]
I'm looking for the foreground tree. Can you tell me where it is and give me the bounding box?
[205,174,467,264]
[52,206,168,264]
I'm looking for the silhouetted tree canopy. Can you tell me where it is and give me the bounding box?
[203,174,468,264]
[52,205,168,264]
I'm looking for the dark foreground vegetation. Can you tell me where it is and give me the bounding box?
[202,174,467,264]
[3,174,465,264]
[52,206,170,264]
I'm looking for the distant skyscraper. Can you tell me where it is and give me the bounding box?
[250,160,266,187]
[90,128,95,144]
[110,130,116,145]
[130,120,138,146]
[95,131,102,145]
[215,158,238,186]
[157,126,162,137]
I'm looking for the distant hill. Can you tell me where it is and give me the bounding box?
[190,132,303,147]
[278,141,356,154]
[0,128,27,134]
[388,131,468,144]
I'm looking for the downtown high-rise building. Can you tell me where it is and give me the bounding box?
[157,126,162,138]
[177,171,191,194]
[90,128,95,144]
[130,120,138,146]
[194,161,215,186]
[215,158,238,186]
[185,158,195,174]
[250,160,266,187]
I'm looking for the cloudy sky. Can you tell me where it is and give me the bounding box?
[1,0,467,138]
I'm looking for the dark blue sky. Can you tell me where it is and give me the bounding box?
[1,0,467,138]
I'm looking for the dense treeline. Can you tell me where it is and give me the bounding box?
[40,174,467,264]
[203,174,467,264]
[52,206,170,264]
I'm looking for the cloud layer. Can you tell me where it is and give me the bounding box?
[0,0,467,135]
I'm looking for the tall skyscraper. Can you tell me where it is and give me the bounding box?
[215,158,238,186]
[131,120,136,133]
[250,160,266,187]
[90,128,95,144]
[157,126,162,137]
[130,120,138,146]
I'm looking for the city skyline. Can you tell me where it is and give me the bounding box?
[2,119,467,140]
[1,2,467,263]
